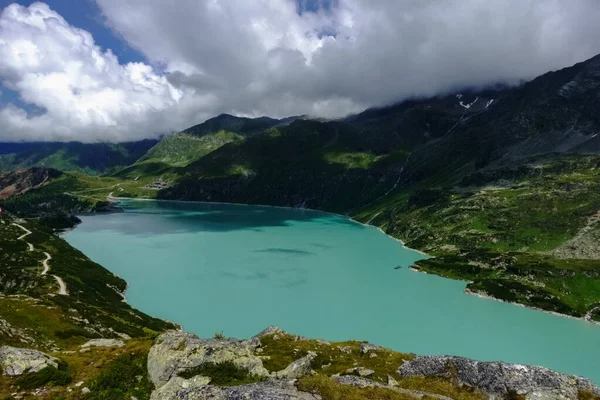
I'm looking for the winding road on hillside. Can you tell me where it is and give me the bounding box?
[12,223,68,296]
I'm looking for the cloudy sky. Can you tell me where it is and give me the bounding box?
[1,0,600,142]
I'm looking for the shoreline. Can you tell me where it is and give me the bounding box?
[464,288,600,326]
[408,268,600,326]
[106,194,431,257]
[102,194,597,326]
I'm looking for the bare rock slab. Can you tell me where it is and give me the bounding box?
[398,355,600,400]
[0,346,58,376]
[152,379,320,400]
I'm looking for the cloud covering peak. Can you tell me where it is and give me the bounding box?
[1,0,600,142]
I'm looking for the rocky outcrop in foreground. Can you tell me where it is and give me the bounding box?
[0,346,58,376]
[148,330,270,388]
[398,356,600,400]
[148,328,600,400]
[151,378,318,400]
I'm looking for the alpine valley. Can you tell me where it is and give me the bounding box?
[2,54,600,400]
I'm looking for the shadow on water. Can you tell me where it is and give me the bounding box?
[254,248,315,256]
[98,200,367,235]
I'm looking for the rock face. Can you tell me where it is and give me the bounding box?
[148,330,270,388]
[151,379,319,400]
[398,355,600,400]
[0,168,62,200]
[0,346,58,376]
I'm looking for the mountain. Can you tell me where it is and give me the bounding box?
[183,113,302,137]
[0,168,62,200]
[154,53,600,319]
[0,140,159,175]
[4,54,600,324]
[3,55,600,400]
[109,114,303,181]
[160,119,405,212]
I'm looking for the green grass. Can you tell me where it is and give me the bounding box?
[178,361,263,386]
[324,151,380,169]
[14,362,72,390]
[297,375,420,400]
[259,333,413,383]
[257,333,486,400]
[87,351,154,400]
[138,131,244,167]
[579,390,600,400]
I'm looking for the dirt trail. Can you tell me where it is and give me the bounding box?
[12,223,68,296]
[12,223,33,251]
[41,252,51,275]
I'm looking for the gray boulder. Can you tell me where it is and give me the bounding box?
[148,331,269,389]
[398,355,600,400]
[359,343,381,355]
[273,351,317,379]
[0,346,58,376]
[80,339,125,349]
[150,375,211,400]
[151,379,319,400]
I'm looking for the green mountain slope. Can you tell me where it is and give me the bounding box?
[160,120,408,212]
[0,140,159,175]
[137,131,244,167]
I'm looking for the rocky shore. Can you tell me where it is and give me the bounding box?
[2,325,599,399]
[145,327,599,400]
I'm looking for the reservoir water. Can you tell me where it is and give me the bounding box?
[62,200,600,383]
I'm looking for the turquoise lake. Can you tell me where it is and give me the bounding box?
[62,200,600,383]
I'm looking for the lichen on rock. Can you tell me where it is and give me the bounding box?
[398,355,600,400]
[148,330,269,389]
[153,378,319,400]
[0,345,58,376]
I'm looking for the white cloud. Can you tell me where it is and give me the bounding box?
[0,2,192,142]
[1,0,600,142]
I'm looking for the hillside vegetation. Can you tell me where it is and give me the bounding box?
[0,140,158,175]
[137,132,243,167]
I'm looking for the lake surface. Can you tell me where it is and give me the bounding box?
[62,200,600,383]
